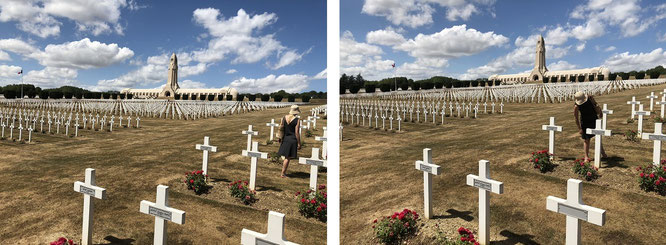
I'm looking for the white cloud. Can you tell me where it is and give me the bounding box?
[361,0,496,28]
[576,42,586,52]
[340,31,384,67]
[570,19,604,41]
[0,38,39,55]
[29,38,134,69]
[0,65,22,78]
[366,28,407,46]
[24,67,77,87]
[269,47,311,70]
[545,26,569,45]
[313,69,326,80]
[0,0,129,38]
[226,69,237,74]
[658,32,666,42]
[603,48,666,72]
[548,60,578,71]
[569,0,666,39]
[395,25,508,59]
[230,74,309,93]
[179,80,208,89]
[604,46,616,52]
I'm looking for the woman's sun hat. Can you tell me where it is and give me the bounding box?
[289,105,301,115]
[574,91,588,105]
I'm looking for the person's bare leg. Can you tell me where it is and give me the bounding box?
[583,138,591,161]
[281,158,290,177]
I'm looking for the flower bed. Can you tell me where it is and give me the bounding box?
[296,184,327,222]
[50,237,76,245]
[184,170,209,195]
[373,208,419,244]
[624,130,639,142]
[637,162,666,195]
[572,158,599,181]
[435,226,480,245]
[528,150,554,173]
[229,180,257,205]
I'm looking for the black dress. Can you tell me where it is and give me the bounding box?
[277,116,299,159]
[577,99,598,140]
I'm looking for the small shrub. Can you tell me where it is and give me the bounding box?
[50,237,76,245]
[654,115,666,124]
[265,138,274,145]
[624,129,639,142]
[305,129,314,137]
[627,117,635,124]
[528,150,554,173]
[184,170,209,195]
[268,151,282,164]
[373,208,419,244]
[296,184,327,222]
[572,158,599,181]
[228,180,257,205]
[637,163,666,195]
[436,226,480,245]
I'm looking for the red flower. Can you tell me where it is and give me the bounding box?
[189,179,194,184]
[640,172,645,178]
[317,207,322,212]
[373,219,377,223]
[650,173,655,178]
[398,212,405,220]
[310,199,316,204]
[587,172,592,176]
[389,232,394,237]
[580,162,585,166]
[245,195,250,200]
[404,222,409,227]
[301,198,306,203]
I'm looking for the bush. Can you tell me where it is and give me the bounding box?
[494,80,501,86]
[373,209,419,244]
[261,94,270,101]
[479,80,486,87]
[380,83,391,92]
[577,75,585,82]
[528,150,554,172]
[102,93,110,99]
[273,95,283,102]
[411,82,420,91]
[301,95,311,102]
[654,115,666,124]
[49,91,63,99]
[229,180,257,205]
[3,90,16,99]
[620,72,630,80]
[399,83,409,91]
[649,71,660,79]
[636,72,645,79]
[226,95,233,101]
[636,163,666,195]
[182,94,189,100]
[50,237,76,245]
[200,94,207,100]
[471,80,479,87]
[572,159,599,181]
[421,80,434,90]
[588,75,595,81]
[597,75,604,81]
[543,77,549,83]
[174,94,180,100]
[119,94,126,99]
[364,83,376,93]
[64,91,73,99]
[624,129,638,142]
[268,152,282,164]
[288,95,296,102]
[184,170,209,195]
[208,94,216,101]
[236,94,245,101]
[434,80,444,89]
[609,73,618,80]
[445,81,453,88]
[435,227,480,245]
[296,185,327,222]
[127,94,133,99]
[349,84,361,94]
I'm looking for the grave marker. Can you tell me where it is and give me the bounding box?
[242,125,259,151]
[585,119,611,168]
[298,148,327,190]
[546,179,606,245]
[195,136,218,175]
[241,141,268,190]
[601,104,613,130]
[240,211,299,245]
[466,160,504,245]
[542,117,563,158]
[627,96,640,119]
[73,168,107,245]
[641,123,666,166]
[414,148,441,219]
[266,119,279,141]
[139,185,186,245]
[635,104,650,135]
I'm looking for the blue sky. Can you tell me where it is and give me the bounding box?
[341,0,666,81]
[0,0,326,93]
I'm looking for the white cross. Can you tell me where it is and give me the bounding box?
[139,185,186,245]
[136,117,141,128]
[466,160,504,245]
[635,104,650,135]
[27,126,33,142]
[542,117,563,158]
[601,104,613,130]
[241,211,299,245]
[127,116,132,128]
[241,141,268,190]
[242,125,259,151]
[73,168,107,245]
[75,122,80,137]
[266,119,279,141]
[56,120,61,134]
[586,119,611,168]
[546,179,606,245]
[657,96,666,118]
[641,123,666,166]
[626,96,640,119]
[500,102,504,114]
[9,123,14,139]
[18,124,23,141]
[298,148,327,191]
[414,148,441,219]
[195,136,218,175]
[314,129,327,160]
[647,92,658,111]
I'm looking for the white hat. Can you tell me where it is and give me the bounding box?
[289,105,301,115]
[574,91,588,105]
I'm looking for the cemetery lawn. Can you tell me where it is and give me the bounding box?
[0,105,326,244]
[341,84,666,244]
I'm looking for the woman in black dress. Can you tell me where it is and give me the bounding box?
[573,91,607,161]
[277,105,302,177]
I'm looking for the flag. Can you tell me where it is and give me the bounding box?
[18,69,22,75]
[391,63,395,68]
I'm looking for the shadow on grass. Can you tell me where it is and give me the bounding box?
[257,185,283,192]
[433,208,474,221]
[286,171,310,179]
[209,177,231,183]
[603,156,627,169]
[97,236,135,245]
[491,230,540,245]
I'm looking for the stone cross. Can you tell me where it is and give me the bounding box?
[195,136,218,175]
[136,117,141,128]
[242,125,259,151]
[266,119,279,141]
[542,117,563,158]
[40,118,44,132]
[466,160,504,245]
[65,121,70,136]
[647,92,658,111]
[298,148,327,191]
[635,104,650,135]
[139,185,186,245]
[641,123,666,166]
[75,122,80,137]
[500,102,504,114]
[56,119,61,134]
[657,96,666,118]
[73,168,107,245]
[27,126,33,142]
[601,104,613,130]
[17,124,23,141]
[414,148,441,219]
[2,122,8,138]
[9,123,14,139]
[626,96,640,119]
[585,119,611,168]
[546,179,606,245]
[127,116,132,128]
[240,211,298,245]
[241,141,268,190]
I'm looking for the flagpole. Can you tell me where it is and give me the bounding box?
[20,70,23,100]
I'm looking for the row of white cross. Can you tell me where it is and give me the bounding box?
[415,149,606,245]
[73,168,299,245]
